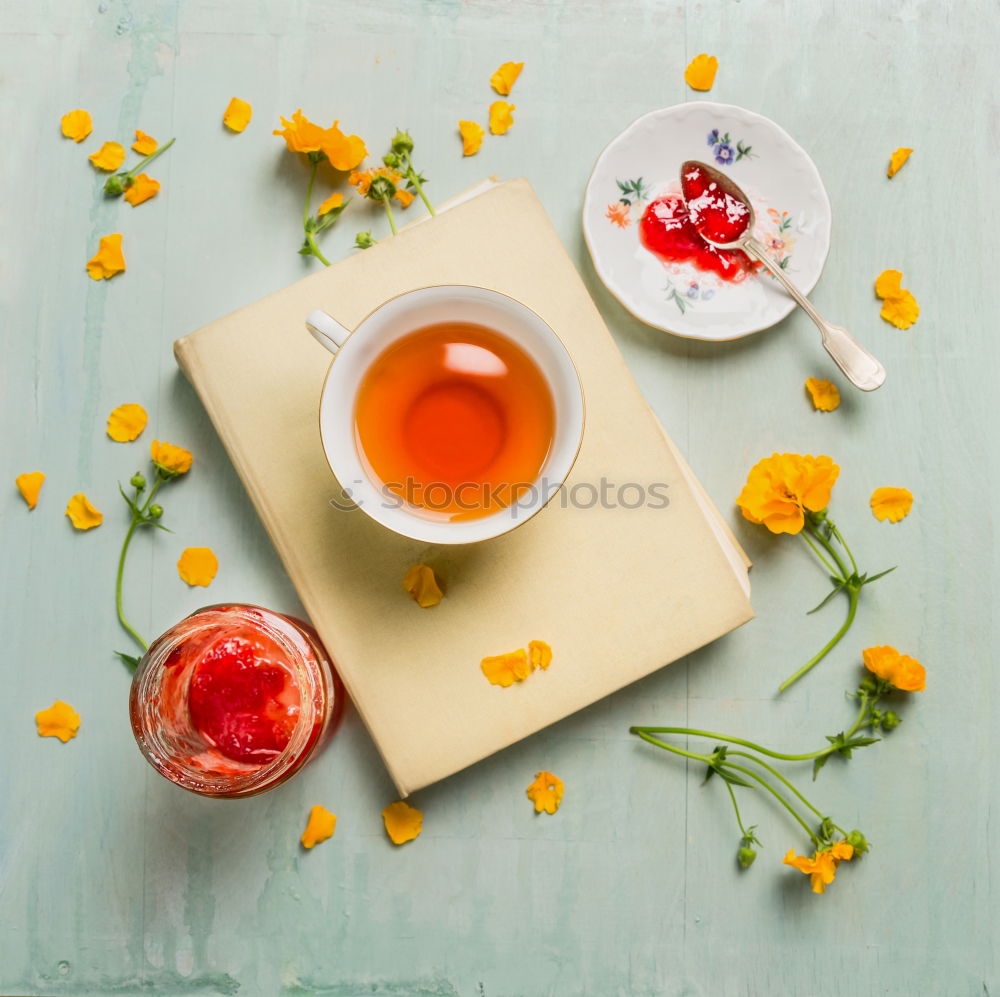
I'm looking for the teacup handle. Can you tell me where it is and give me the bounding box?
[306,309,350,355]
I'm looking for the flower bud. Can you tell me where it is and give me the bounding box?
[390,129,413,155]
[846,829,870,854]
[354,231,376,249]
[382,152,400,168]
[738,846,757,869]
[148,504,163,520]
[103,174,126,197]
[130,473,146,490]
[858,676,878,694]
[882,710,901,730]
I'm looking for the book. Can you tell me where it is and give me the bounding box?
[174,178,753,796]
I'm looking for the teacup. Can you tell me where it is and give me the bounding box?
[307,285,585,544]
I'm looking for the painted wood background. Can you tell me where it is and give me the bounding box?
[2,0,997,994]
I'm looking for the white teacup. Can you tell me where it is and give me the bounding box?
[307,285,585,544]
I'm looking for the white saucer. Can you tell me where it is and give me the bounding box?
[582,101,832,341]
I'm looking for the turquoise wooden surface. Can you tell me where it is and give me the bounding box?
[2,0,996,993]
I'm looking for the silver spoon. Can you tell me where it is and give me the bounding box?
[680,160,886,391]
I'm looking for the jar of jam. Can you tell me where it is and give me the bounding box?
[129,604,344,798]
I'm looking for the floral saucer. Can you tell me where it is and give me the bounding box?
[582,102,832,341]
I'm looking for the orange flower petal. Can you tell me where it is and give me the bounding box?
[402,564,443,608]
[132,129,158,155]
[880,290,920,330]
[890,654,926,692]
[16,471,45,510]
[86,233,126,280]
[35,700,81,742]
[323,124,367,171]
[526,771,564,815]
[300,805,337,848]
[887,147,912,178]
[106,403,148,442]
[394,188,414,208]
[684,53,719,91]
[480,648,531,687]
[381,800,423,845]
[224,97,253,133]
[317,192,345,216]
[151,439,193,475]
[458,119,484,156]
[177,547,218,587]
[870,486,913,523]
[123,173,160,207]
[606,202,630,228]
[65,493,103,530]
[60,109,93,143]
[805,377,841,412]
[874,269,904,299]
[489,101,515,136]
[862,645,900,683]
[528,640,552,671]
[88,141,126,171]
[490,61,524,96]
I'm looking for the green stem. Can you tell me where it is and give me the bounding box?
[727,751,825,821]
[632,725,826,762]
[806,521,851,581]
[115,477,162,652]
[304,160,318,229]
[723,763,821,846]
[724,779,750,839]
[382,195,398,234]
[632,729,714,764]
[800,529,842,579]
[126,137,175,179]
[305,233,331,266]
[777,583,860,692]
[403,155,435,215]
[830,522,859,576]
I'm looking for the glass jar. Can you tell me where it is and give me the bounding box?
[130,604,344,798]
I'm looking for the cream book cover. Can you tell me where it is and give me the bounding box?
[174,178,753,796]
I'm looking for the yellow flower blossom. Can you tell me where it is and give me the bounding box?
[177,547,219,587]
[526,771,564,815]
[870,486,913,523]
[317,192,344,216]
[150,440,193,476]
[60,109,93,143]
[402,564,443,608]
[887,147,912,178]
[805,377,841,412]
[684,53,719,91]
[381,800,423,845]
[489,101,515,135]
[736,453,840,535]
[123,173,160,207]
[65,493,103,530]
[35,700,81,742]
[88,141,126,172]
[16,471,45,510]
[300,805,337,848]
[106,403,148,442]
[273,110,366,170]
[481,648,531,687]
[223,97,253,133]
[86,233,126,280]
[528,640,552,671]
[490,61,524,96]
[131,129,158,155]
[458,119,484,156]
[783,841,853,894]
[875,269,919,330]
[863,645,925,691]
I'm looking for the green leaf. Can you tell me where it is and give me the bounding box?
[116,651,141,671]
[812,754,830,780]
[716,767,755,788]
[842,736,880,750]
[117,482,139,515]
[863,566,897,585]
[806,578,848,615]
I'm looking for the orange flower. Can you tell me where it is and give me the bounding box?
[224,97,253,133]
[481,649,531,687]
[805,377,841,412]
[88,141,126,171]
[402,564,443,608]
[887,147,912,178]
[15,471,45,509]
[60,109,92,142]
[783,841,854,894]
[489,101,515,135]
[35,700,81,742]
[528,640,552,671]
[274,109,327,153]
[177,547,219,587]
[526,771,564,815]
[490,61,524,96]
[684,54,719,91]
[862,645,925,692]
[458,120,484,156]
[86,233,126,280]
[132,129,158,155]
[381,801,423,845]
[870,486,913,523]
[323,121,367,171]
[123,173,160,207]
[300,805,337,848]
[150,440,193,476]
[317,192,344,216]
[874,269,919,330]
[273,110,366,170]
[606,201,630,228]
[65,493,103,530]
[736,453,840,535]
[106,403,148,442]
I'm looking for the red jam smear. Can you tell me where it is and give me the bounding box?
[187,630,301,764]
[680,163,753,245]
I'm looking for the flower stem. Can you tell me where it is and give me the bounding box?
[306,233,331,266]
[806,520,851,581]
[115,477,163,653]
[301,161,332,265]
[727,751,825,821]
[800,529,842,579]
[632,728,714,764]
[382,195,398,234]
[724,779,751,840]
[403,155,435,215]
[723,762,821,846]
[126,137,175,180]
[778,583,860,692]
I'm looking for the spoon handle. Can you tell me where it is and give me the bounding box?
[741,238,886,392]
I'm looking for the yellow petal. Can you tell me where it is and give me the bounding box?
[132,129,158,155]
[880,290,919,330]
[150,439,193,475]
[381,800,423,845]
[488,101,515,136]
[394,188,414,208]
[458,119,484,156]
[317,192,344,216]
[322,122,368,171]
[86,233,126,280]
[88,141,126,171]
[223,97,253,133]
[684,53,719,91]
[526,771,564,815]
[177,547,219,587]
[35,700,81,742]
[528,639,552,671]
[481,648,531,687]
[490,61,524,96]
[65,493,103,530]
[16,471,45,510]
[402,564,443,608]
[300,805,337,848]
[874,269,904,299]
[870,486,914,523]
[805,377,841,412]
[106,403,148,442]
[123,173,160,207]
[61,109,93,143]
[887,147,912,178]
